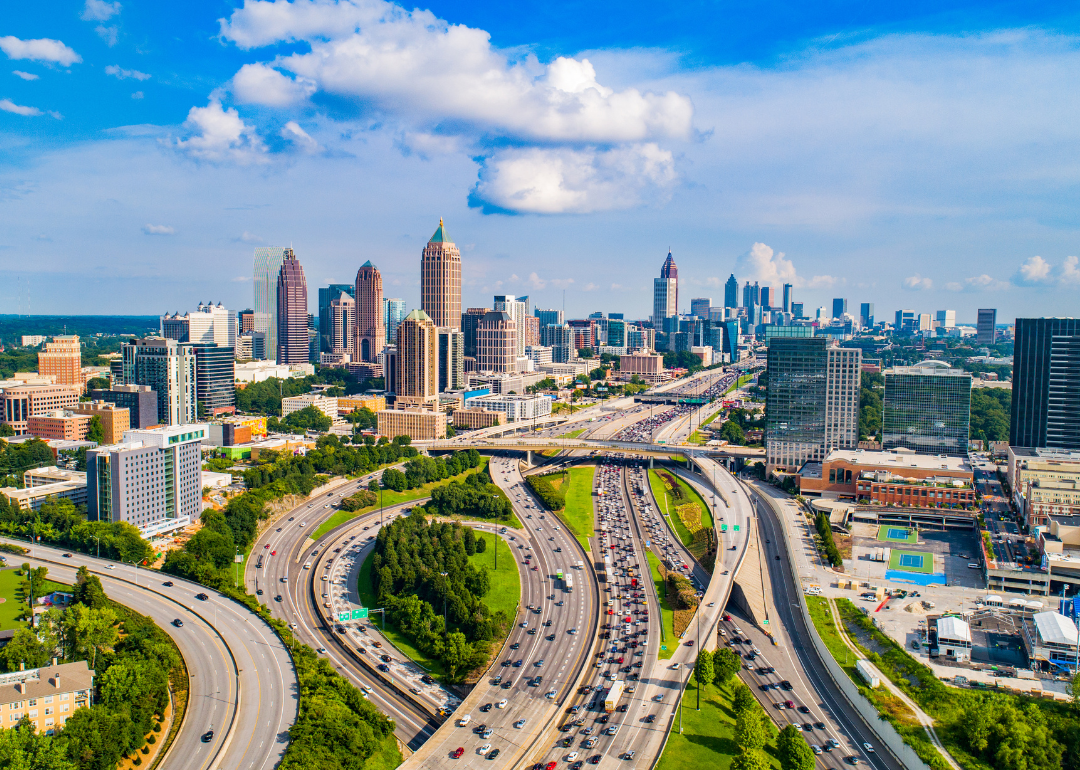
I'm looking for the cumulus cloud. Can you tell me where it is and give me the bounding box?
[1014,255,1080,287]
[0,99,42,116]
[173,99,267,164]
[131,91,143,99]
[105,65,149,81]
[946,274,1009,292]
[0,37,81,67]
[142,224,175,235]
[232,63,315,106]
[237,231,266,244]
[81,0,121,21]
[471,143,675,214]
[731,241,839,292]
[280,120,321,152]
[12,71,38,81]
[902,274,933,290]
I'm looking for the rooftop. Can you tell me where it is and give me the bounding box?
[1032,611,1079,646]
[0,660,93,704]
[429,218,450,243]
[824,448,972,474]
[937,616,971,642]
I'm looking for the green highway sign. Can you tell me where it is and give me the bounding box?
[721,524,728,532]
[660,645,667,651]
[352,608,369,620]
[338,611,351,622]
[734,525,740,531]
[763,619,769,625]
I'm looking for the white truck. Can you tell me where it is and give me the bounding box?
[855,659,880,689]
[605,679,624,713]
[565,574,574,593]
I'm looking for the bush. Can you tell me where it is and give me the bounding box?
[152,722,161,733]
[339,489,378,512]
[527,474,566,511]
[815,513,843,567]
[147,734,156,744]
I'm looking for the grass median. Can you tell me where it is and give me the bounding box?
[648,469,713,545]
[547,465,595,551]
[646,550,677,660]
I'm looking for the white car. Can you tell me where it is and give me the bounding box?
[545,689,557,699]
[671,662,681,670]
[863,744,875,753]
[479,743,492,753]
[496,699,508,709]
[566,752,579,761]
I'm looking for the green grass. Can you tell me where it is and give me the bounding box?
[646,551,677,660]
[561,428,586,439]
[887,549,935,574]
[877,525,919,544]
[468,536,520,620]
[313,460,506,539]
[722,373,753,397]
[806,596,859,675]
[655,678,782,770]
[362,733,403,770]
[556,466,596,552]
[648,469,714,548]
[0,569,71,630]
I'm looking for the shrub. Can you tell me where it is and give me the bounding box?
[527,474,566,511]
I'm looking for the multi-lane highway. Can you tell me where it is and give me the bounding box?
[5,539,297,770]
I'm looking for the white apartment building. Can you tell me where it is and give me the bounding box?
[465,393,552,422]
[281,393,339,419]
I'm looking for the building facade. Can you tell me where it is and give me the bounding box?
[37,336,82,389]
[420,219,461,330]
[395,309,439,407]
[0,660,94,735]
[253,247,288,361]
[384,298,407,344]
[1011,318,1080,451]
[724,275,739,308]
[125,338,197,426]
[71,401,130,444]
[660,251,678,314]
[690,298,711,319]
[190,344,237,417]
[1,384,82,435]
[26,411,91,441]
[354,261,385,363]
[1007,447,1080,527]
[329,291,355,355]
[798,448,975,506]
[494,295,527,359]
[318,284,354,353]
[882,364,972,457]
[465,393,552,422]
[437,327,465,392]
[90,385,158,429]
[977,308,998,345]
[376,408,447,440]
[276,248,309,365]
[476,311,517,373]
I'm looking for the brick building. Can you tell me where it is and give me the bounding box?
[799,448,975,508]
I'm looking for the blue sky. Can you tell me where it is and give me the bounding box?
[2,0,1080,323]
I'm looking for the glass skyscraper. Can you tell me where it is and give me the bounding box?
[882,365,971,456]
[319,283,354,353]
[384,298,407,344]
[191,344,236,417]
[1011,317,1080,450]
[253,247,288,361]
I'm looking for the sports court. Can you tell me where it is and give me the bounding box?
[888,549,934,573]
[877,525,919,544]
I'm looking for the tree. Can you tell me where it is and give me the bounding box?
[713,647,742,686]
[0,720,76,770]
[73,566,108,609]
[475,535,487,553]
[1070,670,1080,712]
[1,627,52,670]
[66,605,119,671]
[730,749,770,770]
[735,705,769,752]
[57,706,131,770]
[720,421,745,445]
[441,632,471,679]
[732,682,756,716]
[777,724,816,770]
[85,416,106,445]
[693,649,713,708]
[577,348,594,358]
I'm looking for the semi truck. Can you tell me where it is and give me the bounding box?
[604,679,624,713]
[565,574,574,592]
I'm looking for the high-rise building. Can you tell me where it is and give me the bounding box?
[935,309,956,330]
[190,344,236,417]
[765,337,860,473]
[276,248,308,365]
[535,308,564,329]
[607,319,626,348]
[494,295,527,359]
[524,315,540,347]
[760,287,772,309]
[0,384,81,434]
[724,275,739,309]
[660,251,678,312]
[125,338,197,426]
[329,292,355,354]
[37,336,82,389]
[477,311,517,373]
[690,298,711,319]
[782,284,793,314]
[437,327,465,392]
[860,302,874,328]
[894,309,916,333]
[977,308,998,345]
[742,281,760,308]
[395,309,439,407]
[1011,318,1080,450]
[238,309,256,333]
[318,284,353,353]
[653,277,677,330]
[791,302,804,319]
[384,298,407,344]
[882,364,971,456]
[832,298,848,319]
[462,307,489,358]
[354,261,385,363]
[420,219,461,330]
[253,247,288,361]
[91,385,158,429]
[160,303,235,348]
[546,324,572,363]
[87,424,207,537]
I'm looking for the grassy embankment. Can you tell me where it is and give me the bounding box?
[546,466,596,551]
[648,469,715,570]
[645,550,677,660]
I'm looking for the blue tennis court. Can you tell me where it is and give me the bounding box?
[889,528,910,540]
[898,553,923,568]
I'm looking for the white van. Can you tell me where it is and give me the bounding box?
[967,563,981,569]
[458,714,472,727]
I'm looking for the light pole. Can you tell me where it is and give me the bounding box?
[92,535,100,559]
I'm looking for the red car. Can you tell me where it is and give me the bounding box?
[546,763,557,770]
[264,544,270,549]
[685,640,695,647]
[723,614,732,621]
[452,747,464,759]
[270,550,277,556]
[624,617,631,622]
[532,566,538,571]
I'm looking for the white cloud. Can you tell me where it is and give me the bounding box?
[81,0,121,22]
[131,91,143,100]
[173,99,268,164]
[946,274,1009,292]
[731,242,838,290]
[280,121,321,152]
[237,231,265,244]
[142,224,175,235]
[1014,255,1080,287]
[902,274,934,290]
[12,71,38,81]
[96,26,119,47]
[231,63,315,106]
[472,143,675,214]
[105,65,150,81]
[0,99,42,116]
[219,0,692,144]
[0,37,81,67]
[1061,256,1080,285]
[806,275,840,289]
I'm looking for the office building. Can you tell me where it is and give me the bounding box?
[437,327,465,392]
[763,325,813,346]
[452,408,505,429]
[276,248,308,365]
[380,345,398,395]
[494,295,527,358]
[477,311,517,373]
[384,298,407,344]
[281,393,338,419]
[607,319,626,348]
[253,247,288,361]
[690,298,712,319]
[978,308,998,345]
[832,298,848,319]
[722,275,739,309]
[71,401,130,444]
[546,324,572,363]
[461,307,489,359]
[377,408,447,440]
[190,344,236,417]
[653,252,678,330]
[1,384,82,435]
[90,385,158,429]
[465,393,552,422]
[0,660,94,734]
[860,302,874,329]
[87,424,207,538]
[26,410,92,441]
[798,448,974,504]
[620,352,666,383]
[765,337,860,474]
[123,338,197,426]
[535,308,564,329]
[318,284,354,353]
[238,309,255,333]
[161,303,236,349]
[791,302,804,319]
[236,332,267,361]
[895,309,916,333]
[1011,318,1080,450]
[329,291,355,355]
[660,250,678,311]
[782,283,793,314]
[935,309,956,330]
[882,364,972,456]
[37,336,82,389]
[760,287,771,309]
[353,261,385,363]
[420,219,461,330]
[525,346,553,367]
[1006,447,1080,527]
[524,315,540,347]
[395,309,439,407]
[742,281,760,308]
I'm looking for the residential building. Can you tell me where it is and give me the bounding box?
[832,298,848,319]
[1011,318,1080,451]
[354,261,385,363]
[798,448,974,505]
[329,291,355,355]
[437,327,465,392]
[860,302,875,329]
[238,309,256,333]
[395,309,439,408]
[377,408,447,440]
[87,424,208,538]
[1,384,81,435]
[160,303,236,348]
[535,308,563,329]
[236,331,267,361]
[546,323,572,364]
[782,284,793,314]
[190,345,236,417]
[1007,447,1080,527]
[253,247,288,361]
[525,346,553,367]
[318,284,354,353]
[524,315,540,347]
[37,336,82,389]
[336,395,387,414]
[26,411,91,441]
[977,308,998,345]
[71,401,130,444]
[476,311,517,373]
[276,248,308,365]
[124,338,196,426]
[384,298,407,344]
[690,298,711,319]
[0,660,94,734]
[567,319,596,351]
[452,408,505,429]
[420,219,461,330]
[90,385,158,429]
[824,345,862,455]
[281,393,338,419]
[21,335,47,347]
[882,364,971,457]
[494,295,528,359]
[1,466,88,512]
[465,393,552,422]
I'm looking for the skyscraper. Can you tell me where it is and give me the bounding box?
[860,302,874,328]
[782,284,793,314]
[977,309,998,345]
[535,308,564,329]
[354,261,385,363]
[660,251,678,312]
[690,298,712,319]
[477,311,517,373]
[882,364,971,456]
[396,309,438,407]
[742,281,760,308]
[760,287,771,310]
[125,337,197,425]
[724,275,739,309]
[546,324,572,363]
[383,298,407,344]
[253,247,288,361]
[1011,318,1080,450]
[653,253,678,331]
[161,303,236,348]
[494,295,527,360]
[462,307,489,359]
[437,327,465,392]
[329,292,355,354]
[318,284,353,353]
[421,219,461,330]
[832,298,848,319]
[190,344,236,417]
[276,248,309,365]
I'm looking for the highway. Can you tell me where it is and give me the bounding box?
[6,539,297,770]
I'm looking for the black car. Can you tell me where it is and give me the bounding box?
[162,581,174,587]
[196,593,209,601]
[421,675,435,685]
[172,618,184,627]
[488,748,500,760]
[510,642,520,650]
[62,553,72,558]
[378,664,390,672]
[644,714,656,723]
[588,755,602,765]
[201,729,214,743]
[501,680,513,689]
[275,595,283,602]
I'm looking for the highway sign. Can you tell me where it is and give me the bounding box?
[763,619,769,625]
[338,611,351,622]
[721,524,728,532]
[352,608,369,620]
[734,525,740,531]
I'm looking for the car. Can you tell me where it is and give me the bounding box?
[545,689,557,698]
[162,581,174,587]
[863,743,875,753]
[815,723,827,731]
[653,694,664,702]
[566,752,580,761]
[685,639,695,647]
[377,664,389,672]
[201,728,215,742]
[510,642,520,650]
[106,564,115,570]
[61,553,72,558]
[514,719,526,728]
[280,576,288,583]
[479,743,492,754]
[828,739,841,750]
[502,680,513,689]
[546,763,558,770]
[480,703,492,712]
[172,618,184,627]
[811,745,822,755]
[497,699,508,709]
[798,705,811,714]
[317,647,327,654]
[588,756,601,765]
[452,747,464,759]
[570,763,583,770]
[196,593,209,601]
[803,723,814,731]
[275,595,283,602]
[536,659,545,667]
[514,659,523,667]
[488,748,501,759]
[623,751,636,760]
[844,757,861,765]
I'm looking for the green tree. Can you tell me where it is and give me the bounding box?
[65,605,119,671]
[0,720,76,770]
[732,682,756,715]
[735,705,769,752]
[713,648,742,687]
[730,749,770,770]
[1,627,52,671]
[720,420,745,445]
[56,706,131,770]
[85,416,105,445]
[693,649,713,709]
[441,632,471,679]
[72,566,108,610]
[777,724,816,770]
